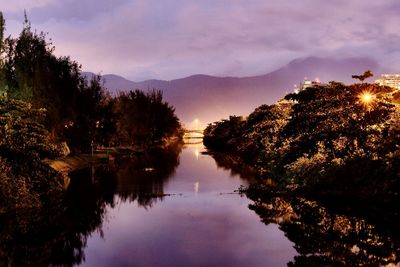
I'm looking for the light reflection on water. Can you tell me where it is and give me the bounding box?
[79,143,297,267]
[1,143,399,266]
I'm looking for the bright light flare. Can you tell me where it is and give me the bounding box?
[358,91,375,107]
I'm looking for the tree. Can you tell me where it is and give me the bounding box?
[203,115,246,150]
[352,70,374,82]
[114,90,182,147]
[63,75,108,151]
[0,14,181,152]
[1,14,99,145]
[205,81,400,194]
[0,11,6,95]
[0,11,4,53]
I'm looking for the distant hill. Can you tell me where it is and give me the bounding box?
[83,56,387,128]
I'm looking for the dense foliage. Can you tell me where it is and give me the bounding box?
[0,12,182,213]
[0,12,182,152]
[1,15,82,136]
[0,13,114,151]
[204,82,400,197]
[0,97,64,210]
[114,90,182,147]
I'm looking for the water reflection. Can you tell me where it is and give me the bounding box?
[194,181,199,194]
[0,144,305,267]
[81,144,296,267]
[107,144,182,207]
[0,144,182,266]
[209,151,257,181]
[208,152,400,266]
[249,195,400,266]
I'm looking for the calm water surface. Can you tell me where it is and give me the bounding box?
[74,144,297,267]
[2,143,399,266]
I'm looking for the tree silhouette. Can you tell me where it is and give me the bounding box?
[0,12,4,53]
[0,12,6,94]
[352,70,374,82]
[1,15,105,151]
[204,81,400,195]
[0,14,183,152]
[114,90,182,148]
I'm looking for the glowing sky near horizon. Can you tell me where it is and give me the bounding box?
[2,1,400,81]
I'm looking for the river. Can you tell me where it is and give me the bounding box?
[70,143,297,267]
[1,143,397,266]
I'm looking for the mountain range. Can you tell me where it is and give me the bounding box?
[84,56,388,128]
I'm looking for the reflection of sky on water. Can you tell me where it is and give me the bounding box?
[80,144,297,267]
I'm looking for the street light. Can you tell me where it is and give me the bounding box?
[194,118,199,130]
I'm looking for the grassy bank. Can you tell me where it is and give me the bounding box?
[44,146,141,174]
[45,140,182,174]
[44,153,108,173]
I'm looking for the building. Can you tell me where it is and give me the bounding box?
[294,78,322,93]
[375,74,400,90]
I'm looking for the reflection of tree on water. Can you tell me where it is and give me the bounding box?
[111,144,182,207]
[0,143,182,266]
[0,163,118,266]
[249,194,400,266]
[208,152,256,181]
[208,146,400,266]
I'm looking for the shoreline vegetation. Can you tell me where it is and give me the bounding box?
[0,13,183,213]
[45,137,183,175]
[204,80,400,200]
[203,80,400,265]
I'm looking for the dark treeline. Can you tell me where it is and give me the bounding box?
[204,81,400,198]
[0,12,182,211]
[0,12,182,152]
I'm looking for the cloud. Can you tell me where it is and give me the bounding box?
[1,0,53,13]
[2,0,400,80]
[2,0,130,21]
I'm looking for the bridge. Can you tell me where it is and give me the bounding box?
[184,129,204,135]
[183,129,204,144]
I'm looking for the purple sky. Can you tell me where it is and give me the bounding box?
[2,1,400,81]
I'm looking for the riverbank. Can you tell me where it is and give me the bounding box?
[43,147,142,174]
[204,82,400,198]
[44,138,184,175]
[44,153,108,174]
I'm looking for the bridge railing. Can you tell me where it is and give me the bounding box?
[184,129,204,134]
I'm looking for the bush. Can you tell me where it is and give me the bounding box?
[0,97,63,211]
